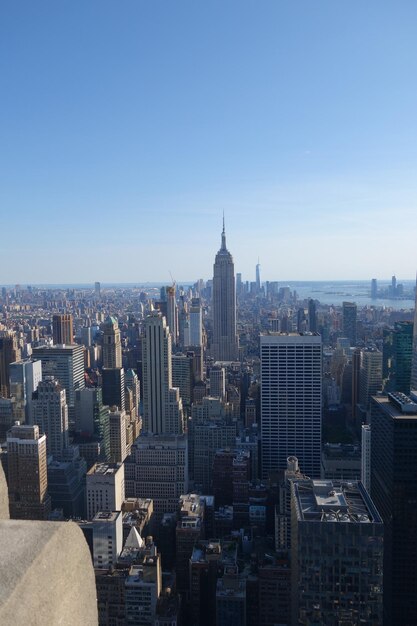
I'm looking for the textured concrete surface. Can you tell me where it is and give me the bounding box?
[0,520,98,625]
[0,460,9,519]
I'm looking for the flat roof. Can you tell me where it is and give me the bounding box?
[293,479,382,524]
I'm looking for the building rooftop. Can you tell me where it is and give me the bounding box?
[93,511,120,523]
[293,480,382,524]
[87,462,122,476]
[373,393,417,418]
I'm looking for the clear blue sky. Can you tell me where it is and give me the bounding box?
[1,1,417,283]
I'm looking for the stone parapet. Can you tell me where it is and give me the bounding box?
[0,464,97,625]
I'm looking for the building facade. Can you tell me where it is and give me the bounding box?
[261,332,322,479]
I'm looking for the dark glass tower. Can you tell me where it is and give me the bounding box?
[342,301,357,346]
[382,321,413,394]
[371,393,417,625]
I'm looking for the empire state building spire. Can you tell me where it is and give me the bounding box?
[211,219,239,361]
[221,213,226,250]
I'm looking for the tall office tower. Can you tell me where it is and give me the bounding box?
[75,387,110,460]
[371,278,378,299]
[9,359,42,423]
[166,286,178,345]
[125,368,140,417]
[236,273,243,297]
[351,347,361,421]
[361,424,371,492]
[32,377,69,458]
[102,367,125,411]
[359,347,382,413]
[411,277,417,391]
[172,354,194,414]
[33,344,85,427]
[342,301,357,346]
[94,281,101,299]
[261,332,322,479]
[188,298,203,347]
[296,308,306,333]
[382,321,413,394]
[142,311,184,434]
[0,331,21,397]
[102,316,122,369]
[108,406,127,463]
[188,418,236,493]
[80,325,92,348]
[371,392,417,625]
[124,433,188,521]
[210,365,226,399]
[92,510,123,569]
[291,479,383,626]
[308,299,317,333]
[0,397,15,441]
[86,462,125,520]
[256,259,261,292]
[52,314,73,345]
[211,220,239,362]
[7,424,51,520]
[47,446,87,518]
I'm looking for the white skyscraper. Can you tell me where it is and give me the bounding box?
[86,462,125,520]
[9,358,42,423]
[142,311,184,434]
[261,332,322,479]
[211,220,239,362]
[32,376,69,458]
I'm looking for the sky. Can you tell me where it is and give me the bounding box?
[1,0,417,284]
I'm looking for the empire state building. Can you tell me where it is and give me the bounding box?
[211,220,239,361]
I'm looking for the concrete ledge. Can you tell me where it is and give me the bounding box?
[0,520,98,625]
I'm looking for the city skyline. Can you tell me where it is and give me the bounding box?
[2,2,417,282]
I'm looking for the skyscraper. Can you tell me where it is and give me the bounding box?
[359,347,382,413]
[211,220,239,362]
[291,479,383,625]
[188,298,203,347]
[308,299,317,333]
[371,392,417,625]
[142,311,184,434]
[342,301,357,346]
[382,321,413,394]
[9,359,42,423]
[166,286,178,345]
[0,331,21,397]
[102,367,125,411]
[261,332,322,479]
[256,259,261,293]
[32,377,69,458]
[33,344,85,427]
[102,316,122,369]
[52,314,73,345]
[7,423,51,520]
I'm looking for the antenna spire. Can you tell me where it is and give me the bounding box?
[221,212,226,250]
